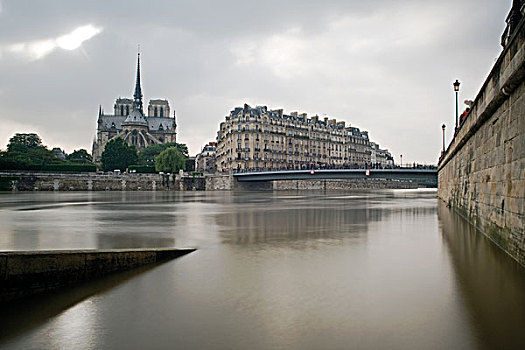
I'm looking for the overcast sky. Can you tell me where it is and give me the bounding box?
[0,0,510,163]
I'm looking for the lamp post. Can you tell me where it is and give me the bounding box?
[442,124,446,154]
[400,154,403,168]
[453,80,460,133]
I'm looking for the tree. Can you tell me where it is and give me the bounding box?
[174,143,189,158]
[0,132,59,170]
[154,147,185,173]
[7,133,44,152]
[7,133,43,150]
[138,142,189,165]
[101,138,138,171]
[67,149,92,163]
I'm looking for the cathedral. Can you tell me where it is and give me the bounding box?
[92,53,177,163]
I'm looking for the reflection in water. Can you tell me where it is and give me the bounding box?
[217,204,370,245]
[0,190,523,349]
[438,201,525,349]
[0,264,160,346]
[216,191,437,246]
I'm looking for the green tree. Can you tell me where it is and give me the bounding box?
[138,142,189,165]
[7,133,43,151]
[174,143,189,158]
[0,132,61,170]
[154,147,185,173]
[67,149,92,163]
[101,138,138,171]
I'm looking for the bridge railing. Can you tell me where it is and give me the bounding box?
[224,164,437,174]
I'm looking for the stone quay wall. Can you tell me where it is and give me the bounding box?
[203,174,418,191]
[205,174,234,190]
[0,172,417,191]
[438,19,525,266]
[0,248,195,302]
[273,178,418,190]
[0,171,207,191]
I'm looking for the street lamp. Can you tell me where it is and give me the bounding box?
[442,124,446,154]
[453,80,460,133]
[400,154,403,168]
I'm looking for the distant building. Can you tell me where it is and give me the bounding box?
[92,53,177,163]
[195,142,217,173]
[370,142,394,168]
[215,104,393,172]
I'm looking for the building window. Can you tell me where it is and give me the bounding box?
[120,105,124,115]
[126,106,130,115]
[154,107,158,117]
[160,107,164,117]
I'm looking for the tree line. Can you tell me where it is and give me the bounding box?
[0,133,189,174]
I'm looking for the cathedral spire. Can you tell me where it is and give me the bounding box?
[133,48,143,113]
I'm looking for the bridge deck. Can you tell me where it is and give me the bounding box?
[233,169,437,186]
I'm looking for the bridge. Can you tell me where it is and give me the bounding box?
[233,168,438,187]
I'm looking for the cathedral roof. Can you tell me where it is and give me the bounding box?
[123,108,148,126]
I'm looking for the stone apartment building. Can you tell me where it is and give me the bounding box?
[92,53,177,163]
[195,142,217,173]
[215,104,393,172]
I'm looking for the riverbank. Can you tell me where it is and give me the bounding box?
[0,171,421,191]
[0,171,206,191]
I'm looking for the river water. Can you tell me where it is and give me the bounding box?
[0,190,524,349]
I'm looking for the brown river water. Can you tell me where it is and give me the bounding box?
[0,190,524,349]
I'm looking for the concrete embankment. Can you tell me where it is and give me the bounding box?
[438,15,524,266]
[0,248,195,302]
